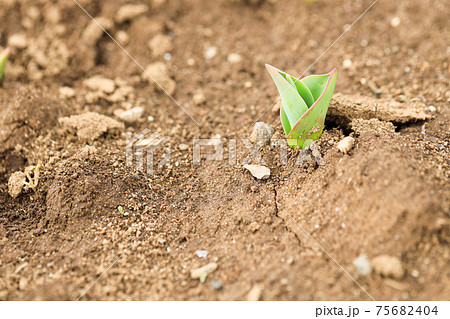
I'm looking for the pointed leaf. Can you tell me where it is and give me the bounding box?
[288,68,338,148]
[278,70,315,108]
[301,72,332,101]
[0,48,11,85]
[265,64,308,128]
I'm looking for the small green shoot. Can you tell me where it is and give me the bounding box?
[266,64,337,148]
[0,48,11,86]
[118,205,123,212]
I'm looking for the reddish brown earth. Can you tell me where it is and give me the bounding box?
[0,0,449,300]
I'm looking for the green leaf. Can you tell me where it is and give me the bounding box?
[266,64,338,148]
[265,64,308,128]
[0,48,11,86]
[288,69,338,148]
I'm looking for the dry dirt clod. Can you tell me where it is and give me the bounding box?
[337,136,355,154]
[243,165,270,180]
[7,33,28,49]
[148,33,173,57]
[115,106,144,123]
[115,4,149,23]
[371,255,404,279]
[59,112,124,142]
[8,171,26,198]
[82,17,114,45]
[58,86,75,98]
[246,284,263,301]
[143,62,176,95]
[193,91,206,105]
[83,76,116,94]
[190,262,218,279]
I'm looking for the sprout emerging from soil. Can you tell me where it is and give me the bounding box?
[266,64,337,148]
[0,47,11,86]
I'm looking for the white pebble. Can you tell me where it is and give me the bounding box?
[337,136,355,154]
[227,53,242,64]
[429,105,436,112]
[243,164,270,180]
[390,17,401,28]
[205,46,217,59]
[353,254,372,276]
[343,59,353,69]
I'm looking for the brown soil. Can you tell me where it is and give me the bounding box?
[0,0,449,301]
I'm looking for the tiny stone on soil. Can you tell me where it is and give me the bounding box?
[115,106,144,123]
[210,280,223,291]
[371,255,404,279]
[342,59,353,69]
[249,122,275,146]
[8,171,26,198]
[193,92,206,105]
[191,262,218,279]
[205,46,217,59]
[179,144,189,151]
[390,17,401,28]
[353,254,372,276]
[337,136,355,154]
[196,250,209,258]
[227,53,242,64]
[243,165,270,180]
[246,284,262,301]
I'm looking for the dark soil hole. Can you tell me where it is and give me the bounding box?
[394,120,427,133]
[325,114,353,135]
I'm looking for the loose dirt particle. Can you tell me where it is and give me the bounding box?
[115,4,149,23]
[148,33,173,57]
[143,62,176,95]
[83,76,116,94]
[372,255,404,279]
[59,112,124,142]
[8,171,26,198]
[7,33,28,49]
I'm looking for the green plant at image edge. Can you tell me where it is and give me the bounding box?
[0,48,11,86]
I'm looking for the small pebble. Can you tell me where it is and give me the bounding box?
[193,92,206,105]
[116,106,144,123]
[227,53,242,64]
[196,250,209,258]
[249,122,275,146]
[147,116,155,121]
[353,254,372,276]
[337,136,355,154]
[343,59,353,69]
[8,171,26,198]
[429,105,436,112]
[179,144,189,151]
[205,46,217,59]
[243,165,270,180]
[246,284,262,301]
[390,16,401,28]
[210,280,223,291]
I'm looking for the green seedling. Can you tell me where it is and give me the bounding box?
[266,64,337,148]
[0,48,11,86]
